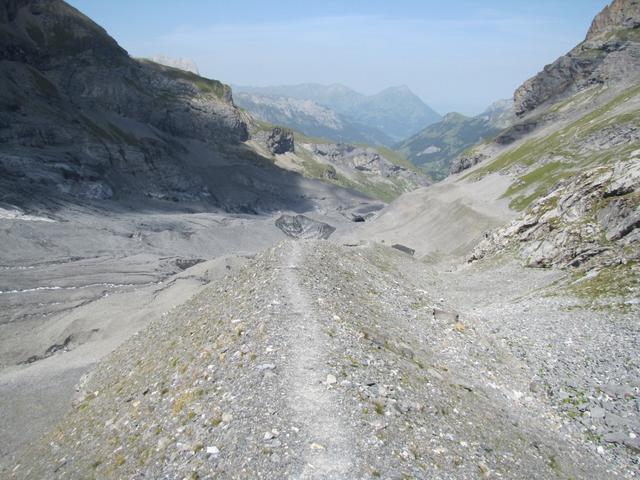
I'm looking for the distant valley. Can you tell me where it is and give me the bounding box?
[234,83,441,146]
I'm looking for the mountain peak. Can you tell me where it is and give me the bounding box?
[514,0,640,116]
[587,0,640,40]
[380,85,413,95]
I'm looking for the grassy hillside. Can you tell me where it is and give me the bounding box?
[466,83,640,211]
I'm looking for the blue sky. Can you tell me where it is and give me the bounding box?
[68,0,608,115]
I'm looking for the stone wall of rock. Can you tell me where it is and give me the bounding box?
[469,161,640,269]
[514,0,640,117]
[587,0,640,40]
[0,0,249,203]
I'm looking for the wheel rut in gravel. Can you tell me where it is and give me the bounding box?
[279,241,356,479]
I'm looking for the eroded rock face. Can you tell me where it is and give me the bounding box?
[450,153,487,175]
[514,0,640,117]
[587,0,640,40]
[253,127,295,155]
[470,160,640,268]
[275,215,336,240]
[0,0,249,202]
[311,143,430,187]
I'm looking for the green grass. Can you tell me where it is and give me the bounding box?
[503,161,574,211]
[465,83,640,211]
[569,262,639,300]
[80,115,113,141]
[163,68,228,98]
[294,130,334,145]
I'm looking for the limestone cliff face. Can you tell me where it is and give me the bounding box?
[0,0,251,203]
[514,0,640,117]
[587,0,640,40]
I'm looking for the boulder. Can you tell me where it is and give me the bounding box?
[275,215,336,240]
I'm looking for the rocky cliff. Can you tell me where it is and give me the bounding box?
[0,0,258,205]
[455,1,640,297]
[587,0,640,40]
[514,0,640,117]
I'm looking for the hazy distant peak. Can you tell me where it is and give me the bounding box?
[234,83,440,141]
[378,85,414,95]
[149,54,200,75]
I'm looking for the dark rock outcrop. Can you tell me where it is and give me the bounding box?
[0,0,257,205]
[275,214,336,240]
[253,126,295,155]
[450,153,488,175]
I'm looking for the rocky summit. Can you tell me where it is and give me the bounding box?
[0,1,639,479]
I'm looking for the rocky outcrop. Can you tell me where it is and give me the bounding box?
[0,0,255,205]
[253,127,295,155]
[310,143,429,187]
[470,161,640,268]
[450,152,488,175]
[514,0,640,117]
[275,214,336,239]
[587,0,640,40]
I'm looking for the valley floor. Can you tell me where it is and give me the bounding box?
[2,239,637,478]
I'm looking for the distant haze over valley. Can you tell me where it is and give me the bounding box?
[234,83,441,145]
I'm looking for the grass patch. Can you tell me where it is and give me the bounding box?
[172,390,198,415]
[163,67,228,98]
[465,83,640,210]
[569,262,639,299]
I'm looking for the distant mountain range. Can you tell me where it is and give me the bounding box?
[235,93,395,146]
[234,83,441,145]
[395,100,515,180]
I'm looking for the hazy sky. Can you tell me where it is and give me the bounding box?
[68,0,608,115]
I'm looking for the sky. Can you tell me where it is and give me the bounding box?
[68,0,608,115]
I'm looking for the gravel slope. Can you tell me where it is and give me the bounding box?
[5,241,627,479]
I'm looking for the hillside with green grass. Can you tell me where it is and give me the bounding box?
[397,100,514,180]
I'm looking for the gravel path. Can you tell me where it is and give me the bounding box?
[281,242,356,478]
